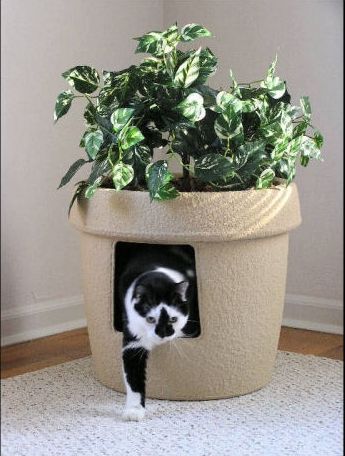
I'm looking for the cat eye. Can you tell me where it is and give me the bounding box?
[169,317,178,323]
[146,316,156,324]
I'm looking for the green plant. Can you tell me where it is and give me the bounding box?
[54,23,323,210]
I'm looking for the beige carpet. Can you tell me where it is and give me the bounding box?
[1,351,343,456]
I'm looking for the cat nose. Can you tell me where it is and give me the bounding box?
[155,326,174,338]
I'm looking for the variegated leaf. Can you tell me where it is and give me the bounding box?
[177,93,205,122]
[267,55,278,78]
[112,162,134,191]
[119,126,145,150]
[194,154,235,182]
[62,66,100,94]
[216,91,242,114]
[54,90,74,122]
[181,24,212,42]
[256,168,275,189]
[84,177,103,199]
[111,108,135,132]
[173,48,201,88]
[135,31,163,54]
[194,48,217,84]
[261,76,286,99]
[85,130,103,159]
[300,96,311,120]
[280,111,293,137]
[145,160,179,201]
[214,113,243,140]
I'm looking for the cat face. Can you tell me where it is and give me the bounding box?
[130,273,189,346]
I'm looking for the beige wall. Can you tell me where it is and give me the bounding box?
[1,0,342,342]
[164,0,343,302]
[1,0,163,314]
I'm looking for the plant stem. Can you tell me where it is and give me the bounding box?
[238,79,264,86]
[181,151,191,191]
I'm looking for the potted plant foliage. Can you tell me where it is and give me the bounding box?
[54,23,323,400]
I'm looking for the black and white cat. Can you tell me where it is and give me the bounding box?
[118,244,198,421]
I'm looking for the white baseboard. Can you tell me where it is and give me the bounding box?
[283,293,343,335]
[1,296,86,346]
[1,292,343,346]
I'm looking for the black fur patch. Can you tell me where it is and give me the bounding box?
[122,347,148,407]
[155,307,174,338]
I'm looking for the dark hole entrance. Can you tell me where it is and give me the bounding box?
[113,242,201,338]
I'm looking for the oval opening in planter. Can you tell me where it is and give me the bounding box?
[70,183,301,400]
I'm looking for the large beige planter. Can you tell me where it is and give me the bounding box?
[70,183,301,400]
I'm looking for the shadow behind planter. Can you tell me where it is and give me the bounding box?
[70,184,301,400]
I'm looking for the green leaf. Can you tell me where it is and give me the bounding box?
[300,96,311,120]
[84,177,103,199]
[280,111,293,137]
[215,91,242,114]
[128,145,152,180]
[293,121,308,138]
[228,68,242,98]
[259,120,282,144]
[174,48,201,88]
[300,136,321,162]
[119,126,145,150]
[267,55,278,78]
[194,154,235,182]
[84,130,103,159]
[177,93,205,122]
[145,160,179,201]
[271,137,290,161]
[111,108,135,132]
[112,162,134,191]
[87,157,111,185]
[153,183,180,200]
[314,130,324,149]
[181,24,212,42]
[135,31,163,54]
[162,25,180,52]
[58,158,89,189]
[83,103,97,126]
[164,51,177,77]
[261,76,286,99]
[54,90,74,122]
[287,136,303,157]
[236,140,266,168]
[100,67,136,105]
[256,168,275,189]
[214,113,243,140]
[62,66,100,94]
[194,48,217,85]
[68,182,88,216]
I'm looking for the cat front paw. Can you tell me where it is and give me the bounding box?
[122,405,146,421]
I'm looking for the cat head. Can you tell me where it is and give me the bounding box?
[130,272,190,345]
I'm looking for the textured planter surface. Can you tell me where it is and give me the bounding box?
[70,183,301,400]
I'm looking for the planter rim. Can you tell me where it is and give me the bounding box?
[70,183,301,242]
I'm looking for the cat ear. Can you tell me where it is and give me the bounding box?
[175,281,189,301]
[133,285,146,300]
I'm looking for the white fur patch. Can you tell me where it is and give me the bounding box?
[122,364,146,421]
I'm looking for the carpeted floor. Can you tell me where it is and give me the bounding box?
[1,352,343,456]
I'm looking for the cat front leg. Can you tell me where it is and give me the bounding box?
[122,345,149,421]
